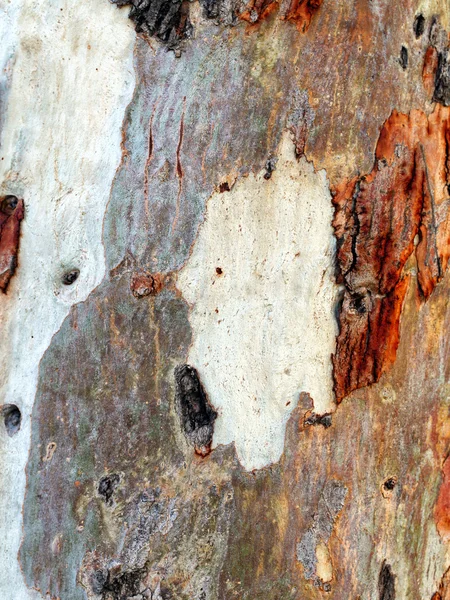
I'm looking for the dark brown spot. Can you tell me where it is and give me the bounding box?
[349,294,368,315]
[95,566,147,598]
[216,267,223,275]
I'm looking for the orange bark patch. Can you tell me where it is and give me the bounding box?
[240,0,278,26]
[436,458,450,542]
[333,106,450,402]
[0,196,24,293]
[240,0,321,30]
[281,0,322,33]
[423,46,439,98]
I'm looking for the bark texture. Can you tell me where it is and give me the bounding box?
[1,0,450,599]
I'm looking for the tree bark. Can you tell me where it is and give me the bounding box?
[0,0,450,599]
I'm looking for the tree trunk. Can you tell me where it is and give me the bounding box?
[1,0,450,598]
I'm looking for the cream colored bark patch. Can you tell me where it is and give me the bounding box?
[316,541,333,583]
[0,0,135,597]
[177,133,338,470]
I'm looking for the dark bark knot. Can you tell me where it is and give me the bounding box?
[62,268,80,285]
[263,157,278,180]
[378,561,396,600]
[303,411,332,428]
[349,292,370,316]
[174,364,217,457]
[413,14,425,38]
[399,46,408,70]
[111,0,193,51]
[383,477,397,491]
[98,473,121,506]
[2,404,21,437]
[91,566,147,598]
[1,195,19,215]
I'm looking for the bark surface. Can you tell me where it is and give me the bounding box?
[1,0,450,599]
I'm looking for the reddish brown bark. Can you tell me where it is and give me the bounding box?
[436,457,450,542]
[130,271,165,298]
[333,106,450,402]
[431,566,450,600]
[281,0,322,32]
[0,196,24,292]
[240,0,278,25]
[240,0,321,29]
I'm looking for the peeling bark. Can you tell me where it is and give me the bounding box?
[333,106,450,401]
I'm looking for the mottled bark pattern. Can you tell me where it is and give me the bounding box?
[6,0,450,599]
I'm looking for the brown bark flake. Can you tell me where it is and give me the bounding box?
[333,106,450,402]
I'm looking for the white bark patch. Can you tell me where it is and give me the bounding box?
[177,133,338,471]
[0,1,135,597]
